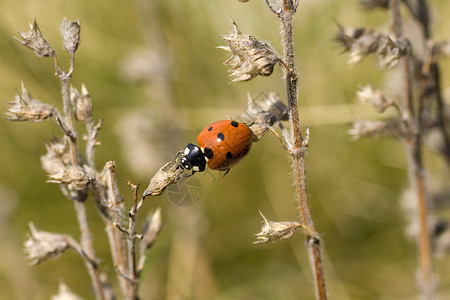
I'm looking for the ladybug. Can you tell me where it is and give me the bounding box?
[180,120,253,174]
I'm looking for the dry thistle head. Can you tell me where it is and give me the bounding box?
[377,36,409,68]
[6,82,55,123]
[15,19,55,58]
[220,19,280,82]
[335,25,381,65]
[41,137,72,175]
[24,223,71,265]
[356,83,395,113]
[60,18,81,54]
[140,208,163,254]
[143,159,185,198]
[70,84,92,123]
[348,120,388,140]
[51,282,83,300]
[47,165,94,190]
[254,211,304,244]
[236,92,288,140]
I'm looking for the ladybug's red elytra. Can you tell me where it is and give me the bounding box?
[180,120,253,174]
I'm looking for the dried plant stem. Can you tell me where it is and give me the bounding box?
[389,0,434,298]
[58,56,106,300]
[126,181,140,300]
[279,1,327,299]
[74,200,105,300]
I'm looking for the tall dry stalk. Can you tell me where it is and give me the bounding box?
[339,0,450,298]
[7,19,163,299]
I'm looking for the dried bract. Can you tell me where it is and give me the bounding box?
[335,25,381,65]
[220,20,280,82]
[6,83,55,123]
[24,223,71,265]
[378,36,408,69]
[71,84,92,123]
[140,208,163,254]
[47,165,93,190]
[51,283,84,300]
[356,83,395,113]
[61,18,81,53]
[254,212,303,244]
[41,138,71,175]
[15,20,55,58]
[348,120,388,140]
[236,92,288,140]
[143,159,184,197]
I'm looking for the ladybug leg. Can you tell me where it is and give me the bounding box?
[223,169,231,176]
[269,126,293,154]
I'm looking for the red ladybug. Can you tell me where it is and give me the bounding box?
[180,120,253,174]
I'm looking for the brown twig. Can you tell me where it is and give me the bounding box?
[389,0,434,298]
[55,50,106,300]
[277,1,327,299]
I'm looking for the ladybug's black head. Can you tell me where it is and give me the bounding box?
[180,143,206,173]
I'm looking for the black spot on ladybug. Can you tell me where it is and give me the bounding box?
[226,152,233,159]
[231,121,239,127]
[217,133,225,141]
[204,147,214,159]
[208,126,213,131]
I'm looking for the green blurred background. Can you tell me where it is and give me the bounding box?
[1,0,450,299]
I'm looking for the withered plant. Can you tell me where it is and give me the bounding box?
[7,19,162,300]
[338,0,450,298]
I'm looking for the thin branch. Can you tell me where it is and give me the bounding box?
[279,1,327,299]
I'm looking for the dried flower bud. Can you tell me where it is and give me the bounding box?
[348,120,387,140]
[236,92,288,140]
[140,208,163,254]
[24,223,71,265]
[60,18,81,53]
[377,36,408,68]
[47,165,93,190]
[15,20,55,58]
[360,0,389,10]
[220,20,280,82]
[70,84,92,123]
[254,211,304,244]
[51,283,83,300]
[41,138,72,175]
[6,82,55,123]
[356,83,395,113]
[335,25,381,65]
[143,160,184,197]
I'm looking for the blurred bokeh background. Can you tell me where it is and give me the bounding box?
[1,0,450,299]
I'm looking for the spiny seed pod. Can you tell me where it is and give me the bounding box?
[24,223,71,265]
[41,137,72,176]
[6,82,55,123]
[15,19,55,58]
[348,120,388,140]
[335,24,382,65]
[143,160,184,197]
[254,211,304,244]
[220,19,281,82]
[71,84,92,123]
[377,36,409,69]
[356,83,395,113]
[47,165,94,190]
[60,17,81,54]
